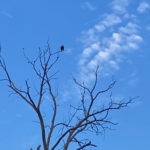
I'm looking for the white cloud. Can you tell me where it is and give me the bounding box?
[123,14,138,21]
[81,2,96,11]
[101,14,121,27]
[83,47,93,57]
[80,28,99,46]
[111,0,129,14]
[91,42,101,50]
[79,14,121,46]
[87,50,111,69]
[78,18,142,84]
[82,42,100,58]
[128,42,139,49]
[2,11,12,17]
[137,2,150,13]
[94,24,105,32]
[109,60,119,69]
[75,0,144,87]
[127,34,143,42]
[119,22,139,34]
[112,33,122,43]
[79,57,88,66]
[124,13,130,19]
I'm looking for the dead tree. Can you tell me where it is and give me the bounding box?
[0,42,137,150]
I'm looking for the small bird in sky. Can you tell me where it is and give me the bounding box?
[60,45,64,52]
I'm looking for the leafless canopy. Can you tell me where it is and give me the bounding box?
[0,42,137,150]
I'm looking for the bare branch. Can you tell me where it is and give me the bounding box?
[0,41,137,150]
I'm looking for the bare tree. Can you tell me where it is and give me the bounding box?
[0,41,137,150]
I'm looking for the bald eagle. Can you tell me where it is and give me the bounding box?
[60,45,64,52]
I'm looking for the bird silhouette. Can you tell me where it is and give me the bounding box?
[60,45,64,51]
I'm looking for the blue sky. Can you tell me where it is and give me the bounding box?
[0,0,150,150]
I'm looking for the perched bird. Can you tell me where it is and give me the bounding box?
[60,45,64,52]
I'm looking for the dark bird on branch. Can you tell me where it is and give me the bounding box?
[60,45,64,52]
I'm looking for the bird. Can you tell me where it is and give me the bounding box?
[60,45,64,52]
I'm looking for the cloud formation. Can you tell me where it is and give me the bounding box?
[78,0,143,84]
[81,2,96,11]
[137,2,150,13]
[79,14,121,47]
[111,0,129,14]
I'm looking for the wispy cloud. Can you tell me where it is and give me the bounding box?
[119,22,140,34]
[111,0,129,14]
[77,1,143,84]
[137,2,150,13]
[79,14,121,47]
[2,11,12,17]
[124,13,130,19]
[101,13,121,27]
[61,0,144,102]
[81,2,96,11]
